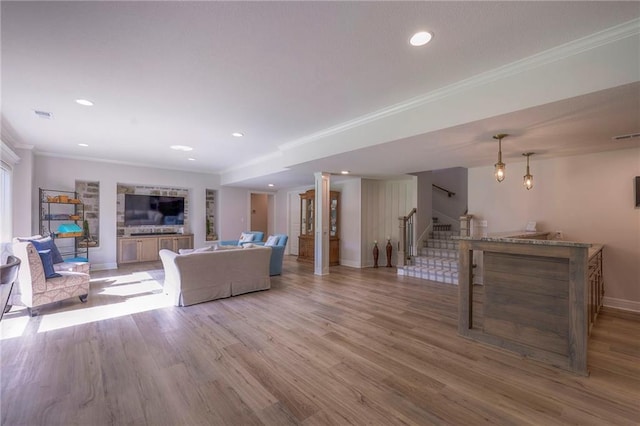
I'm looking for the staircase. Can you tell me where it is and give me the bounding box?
[398,224,459,285]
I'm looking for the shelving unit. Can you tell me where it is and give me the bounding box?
[39,188,89,262]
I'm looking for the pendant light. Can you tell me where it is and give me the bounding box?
[523,152,534,190]
[493,133,508,182]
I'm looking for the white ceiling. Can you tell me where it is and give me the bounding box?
[2,1,639,189]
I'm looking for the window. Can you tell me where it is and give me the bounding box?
[0,161,12,243]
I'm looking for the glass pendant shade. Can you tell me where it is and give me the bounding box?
[493,134,508,182]
[495,162,506,182]
[523,152,534,190]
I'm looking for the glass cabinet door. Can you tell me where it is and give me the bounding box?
[330,197,338,237]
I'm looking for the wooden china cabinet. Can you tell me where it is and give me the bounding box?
[297,189,340,266]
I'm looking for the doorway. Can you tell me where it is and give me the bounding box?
[250,193,273,240]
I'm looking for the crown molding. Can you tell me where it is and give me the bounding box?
[278,18,640,152]
[35,151,220,176]
[1,140,21,165]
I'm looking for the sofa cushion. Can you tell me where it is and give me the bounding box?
[26,236,64,264]
[238,232,255,245]
[37,250,62,279]
[264,235,279,246]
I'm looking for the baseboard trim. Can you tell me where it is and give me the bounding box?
[339,259,362,268]
[91,262,118,271]
[603,296,640,313]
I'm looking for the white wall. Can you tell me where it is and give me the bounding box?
[333,178,362,268]
[468,147,640,307]
[12,148,34,238]
[433,167,468,228]
[361,177,417,267]
[33,155,221,269]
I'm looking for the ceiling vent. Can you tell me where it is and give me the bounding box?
[612,132,640,141]
[34,110,53,119]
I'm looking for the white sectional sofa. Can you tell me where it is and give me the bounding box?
[159,245,271,307]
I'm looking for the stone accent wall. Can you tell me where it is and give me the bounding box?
[117,184,189,237]
[75,180,100,247]
[206,189,218,241]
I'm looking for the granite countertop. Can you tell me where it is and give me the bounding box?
[453,231,593,248]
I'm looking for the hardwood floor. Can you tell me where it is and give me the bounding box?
[1,257,639,425]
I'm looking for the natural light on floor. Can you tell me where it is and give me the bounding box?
[0,270,172,340]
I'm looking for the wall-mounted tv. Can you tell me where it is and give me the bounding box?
[124,194,185,226]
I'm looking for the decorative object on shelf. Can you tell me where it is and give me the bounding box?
[493,133,508,182]
[373,241,379,268]
[386,238,393,267]
[523,152,534,190]
[57,223,83,238]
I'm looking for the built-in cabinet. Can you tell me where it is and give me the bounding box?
[297,189,340,266]
[117,234,193,264]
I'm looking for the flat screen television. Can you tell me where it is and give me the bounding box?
[124,194,185,226]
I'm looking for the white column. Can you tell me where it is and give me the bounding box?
[314,172,330,275]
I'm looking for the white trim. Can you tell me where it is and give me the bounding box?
[1,141,20,166]
[603,296,640,313]
[339,259,362,268]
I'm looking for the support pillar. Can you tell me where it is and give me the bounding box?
[314,172,330,275]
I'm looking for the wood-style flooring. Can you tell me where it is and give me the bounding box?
[1,257,639,425]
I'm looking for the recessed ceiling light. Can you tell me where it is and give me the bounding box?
[340,170,350,175]
[232,132,244,138]
[188,158,196,161]
[75,99,94,106]
[78,143,89,147]
[409,31,433,47]
[268,183,275,187]
[170,145,193,152]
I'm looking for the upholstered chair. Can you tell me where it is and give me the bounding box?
[12,242,90,316]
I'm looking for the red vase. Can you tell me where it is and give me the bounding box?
[386,239,393,267]
[373,243,379,268]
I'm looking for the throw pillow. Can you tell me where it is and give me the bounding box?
[30,236,64,264]
[38,250,62,279]
[242,243,254,248]
[178,248,195,255]
[194,246,213,253]
[264,235,279,246]
[238,232,255,245]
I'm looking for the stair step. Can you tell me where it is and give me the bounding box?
[398,266,459,285]
[413,256,458,270]
[424,239,458,250]
[419,247,459,259]
[430,230,455,240]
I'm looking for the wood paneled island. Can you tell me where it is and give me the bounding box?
[455,232,604,376]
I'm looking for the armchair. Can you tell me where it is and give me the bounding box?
[256,234,288,276]
[12,242,90,316]
[219,231,264,246]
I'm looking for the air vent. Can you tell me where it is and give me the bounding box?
[34,110,53,119]
[612,132,640,141]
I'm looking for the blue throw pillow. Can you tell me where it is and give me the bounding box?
[38,250,62,279]
[30,236,64,264]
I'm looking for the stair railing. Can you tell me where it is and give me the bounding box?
[432,184,455,198]
[398,208,417,267]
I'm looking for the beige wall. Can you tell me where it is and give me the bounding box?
[468,147,640,307]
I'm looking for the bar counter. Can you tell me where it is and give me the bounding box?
[454,231,603,376]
